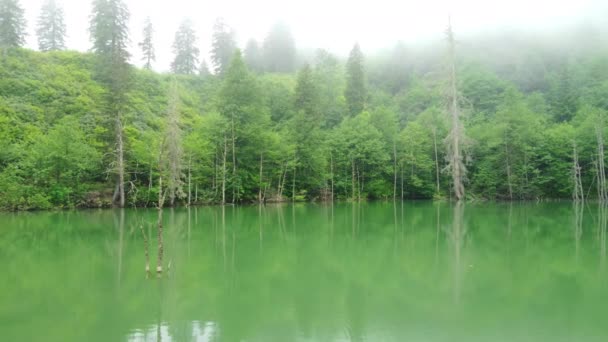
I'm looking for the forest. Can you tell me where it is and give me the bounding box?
[1,0,608,210]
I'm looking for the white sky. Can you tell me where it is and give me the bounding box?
[20,0,607,72]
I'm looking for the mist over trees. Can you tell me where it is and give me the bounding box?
[0,0,26,48]
[1,0,608,209]
[36,0,66,51]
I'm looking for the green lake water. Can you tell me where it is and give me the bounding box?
[1,201,607,341]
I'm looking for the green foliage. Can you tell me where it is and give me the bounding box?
[4,27,608,210]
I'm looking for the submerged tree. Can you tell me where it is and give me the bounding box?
[171,19,199,75]
[445,18,466,201]
[0,0,26,48]
[89,0,131,207]
[36,0,66,51]
[345,43,366,116]
[138,16,155,69]
[211,17,236,75]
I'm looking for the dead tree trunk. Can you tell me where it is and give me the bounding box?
[292,159,297,202]
[188,156,192,206]
[445,17,466,201]
[393,141,398,200]
[157,173,164,275]
[505,141,513,200]
[231,116,237,204]
[433,127,440,195]
[573,141,584,201]
[330,152,335,202]
[258,152,264,203]
[221,136,227,205]
[351,157,356,201]
[597,118,607,201]
[116,116,125,207]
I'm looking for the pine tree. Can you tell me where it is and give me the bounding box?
[89,0,131,208]
[262,22,296,73]
[211,17,236,75]
[0,0,26,48]
[244,38,262,72]
[138,16,155,69]
[36,0,66,51]
[171,19,199,75]
[199,59,211,77]
[345,43,367,116]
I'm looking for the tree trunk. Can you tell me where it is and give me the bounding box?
[597,118,606,201]
[505,141,513,200]
[393,141,398,200]
[258,152,264,203]
[292,160,297,202]
[330,152,334,202]
[157,175,164,275]
[231,116,237,204]
[188,156,192,206]
[116,116,125,207]
[221,136,227,205]
[573,141,584,201]
[351,157,356,201]
[433,127,440,195]
[446,18,466,201]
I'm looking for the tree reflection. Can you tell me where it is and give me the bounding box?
[447,202,467,304]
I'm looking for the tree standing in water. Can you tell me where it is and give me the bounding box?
[445,17,466,201]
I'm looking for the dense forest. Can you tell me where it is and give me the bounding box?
[1,0,608,210]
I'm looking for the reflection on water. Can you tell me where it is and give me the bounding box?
[2,202,608,341]
[128,321,217,342]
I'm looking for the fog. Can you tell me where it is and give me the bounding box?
[20,0,608,71]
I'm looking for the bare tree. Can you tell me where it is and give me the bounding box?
[596,114,607,201]
[165,80,184,206]
[444,17,466,201]
[572,141,584,201]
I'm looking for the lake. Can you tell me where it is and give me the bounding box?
[1,201,607,341]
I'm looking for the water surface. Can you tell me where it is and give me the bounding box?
[1,202,607,341]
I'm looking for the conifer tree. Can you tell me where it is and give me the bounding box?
[345,43,367,116]
[0,0,26,48]
[211,18,236,75]
[171,19,199,75]
[138,17,155,69]
[36,0,66,51]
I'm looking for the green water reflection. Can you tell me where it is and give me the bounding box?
[1,202,607,341]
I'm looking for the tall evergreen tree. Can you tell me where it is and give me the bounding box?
[262,22,296,73]
[244,38,263,72]
[199,59,210,77]
[171,19,199,75]
[0,0,26,48]
[291,64,325,195]
[211,17,236,75]
[345,43,367,116]
[138,16,155,69]
[89,0,131,207]
[36,0,66,52]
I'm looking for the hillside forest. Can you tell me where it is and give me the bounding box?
[1,0,608,210]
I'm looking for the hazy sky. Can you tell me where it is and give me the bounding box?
[20,0,607,72]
